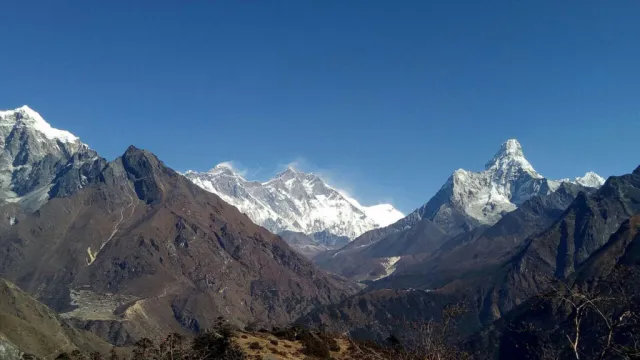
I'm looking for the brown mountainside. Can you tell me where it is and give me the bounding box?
[0,277,110,359]
[0,146,355,345]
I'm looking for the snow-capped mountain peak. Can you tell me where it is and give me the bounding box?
[552,171,607,190]
[419,139,605,233]
[206,162,244,178]
[485,139,542,179]
[277,166,299,177]
[0,105,98,211]
[184,164,404,239]
[209,162,234,172]
[574,171,606,188]
[0,105,79,144]
[361,204,405,227]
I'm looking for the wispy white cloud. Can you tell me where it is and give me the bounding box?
[211,160,263,179]
[211,160,246,177]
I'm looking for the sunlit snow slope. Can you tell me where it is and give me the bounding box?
[184,166,403,239]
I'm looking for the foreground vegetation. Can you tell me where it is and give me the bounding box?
[41,312,469,360]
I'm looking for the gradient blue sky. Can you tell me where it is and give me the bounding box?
[1,1,639,213]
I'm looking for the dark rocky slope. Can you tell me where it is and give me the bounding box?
[467,215,640,359]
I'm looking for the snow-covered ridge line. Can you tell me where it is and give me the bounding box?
[0,105,79,143]
[0,105,95,212]
[558,171,606,189]
[184,165,404,239]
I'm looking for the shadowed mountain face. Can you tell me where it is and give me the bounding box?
[296,288,469,340]
[278,230,350,258]
[466,215,640,360]
[314,217,449,282]
[501,166,640,291]
[0,146,356,345]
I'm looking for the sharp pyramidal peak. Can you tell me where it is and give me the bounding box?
[417,138,605,232]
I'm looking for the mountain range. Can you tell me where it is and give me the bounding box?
[0,106,356,345]
[301,165,640,352]
[315,138,605,281]
[2,105,637,360]
[184,165,404,240]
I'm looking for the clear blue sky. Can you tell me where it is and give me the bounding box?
[1,1,639,213]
